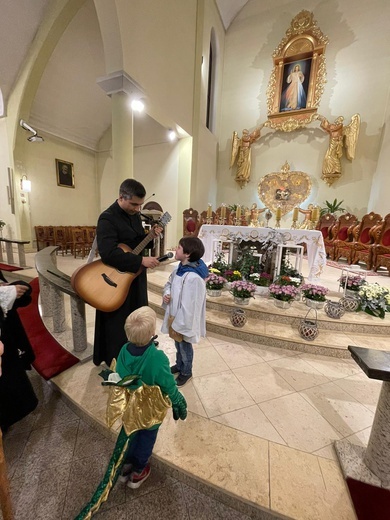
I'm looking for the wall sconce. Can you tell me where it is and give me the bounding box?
[131,99,145,113]
[168,129,176,141]
[19,119,44,142]
[21,175,31,192]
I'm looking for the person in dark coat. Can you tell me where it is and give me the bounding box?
[0,278,38,432]
[93,179,163,366]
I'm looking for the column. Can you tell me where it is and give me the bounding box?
[70,296,87,352]
[51,286,66,333]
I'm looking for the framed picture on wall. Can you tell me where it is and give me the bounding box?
[266,10,328,131]
[56,159,75,188]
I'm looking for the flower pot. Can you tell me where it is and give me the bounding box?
[230,308,247,327]
[340,295,360,312]
[255,286,269,297]
[224,282,232,290]
[207,288,222,297]
[272,299,292,309]
[345,288,360,298]
[303,298,325,310]
[233,296,250,305]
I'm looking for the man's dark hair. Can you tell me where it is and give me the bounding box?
[119,179,146,200]
[179,236,205,262]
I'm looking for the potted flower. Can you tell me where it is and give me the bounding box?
[301,283,329,309]
[230,280,257,305]
[339,274,365,296]
[248,272,272,296]
[275,275,302,288]
[358,283,390,319]
[205,273,227,297]
[223,269,242,289]
[269,283,299,309]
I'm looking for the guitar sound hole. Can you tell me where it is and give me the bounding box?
[101,273,117,288]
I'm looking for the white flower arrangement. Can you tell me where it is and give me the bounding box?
[358,283,390,319]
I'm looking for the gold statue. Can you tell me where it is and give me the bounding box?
[230,125,264,187]
[317,114,360,186]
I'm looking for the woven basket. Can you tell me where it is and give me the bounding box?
[340,295,360,312]
[230,308,247,328]
[298,308,319,341]
[324,300,345,319]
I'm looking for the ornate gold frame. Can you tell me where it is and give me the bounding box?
[257,162,312,216]
[266,10,328,132]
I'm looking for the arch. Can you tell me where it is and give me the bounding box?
[206,27,218,133]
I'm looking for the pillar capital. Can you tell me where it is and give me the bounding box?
[96,70,144,99]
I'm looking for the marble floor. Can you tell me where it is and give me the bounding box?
[3,251,390,519]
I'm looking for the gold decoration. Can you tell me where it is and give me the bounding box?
[266,10,328,131]
[230,125,264,187]
[258,161,312,217]
[318,114,361,186]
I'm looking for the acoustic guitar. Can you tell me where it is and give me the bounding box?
[71,212,171,312]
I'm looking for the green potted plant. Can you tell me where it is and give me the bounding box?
[248,272,272,296]
[358,283,390,319]
[320,198,345,217]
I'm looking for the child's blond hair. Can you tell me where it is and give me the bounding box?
[124,306,156,346]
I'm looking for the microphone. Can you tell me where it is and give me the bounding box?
[157,252,174,262]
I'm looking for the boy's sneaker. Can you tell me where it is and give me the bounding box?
[170,365,180,374]
[127,464,151,489]
[176,374,192,387]
[118,463,132,483]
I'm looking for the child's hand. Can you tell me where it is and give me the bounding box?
[163,294,171,304]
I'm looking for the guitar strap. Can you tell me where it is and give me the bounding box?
[87,237,98,263]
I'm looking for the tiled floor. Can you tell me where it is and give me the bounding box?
[3,251,390,519]
[2,372,252,520]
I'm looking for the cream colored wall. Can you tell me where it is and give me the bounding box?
[217,0,390,224]
[116,0,197,136]
[20,135,98,237]
[0,119,17,239]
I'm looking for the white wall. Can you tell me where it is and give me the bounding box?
[0,119,17,239]
[217,0,390,224]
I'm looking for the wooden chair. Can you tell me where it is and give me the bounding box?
[373,213,390,275]
[84,226,97,256]
[72,227,88,259]
[337,212,382,267]
[316,213,337,258]
[35,226,47,251]
[183,208,201,237]
[354,219,384,270]
[200,210,217,225]
[329,213,359,261]
[53,226,69,255]
[215,206,233,225]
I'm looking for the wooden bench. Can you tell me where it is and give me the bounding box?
[0,238,30,267]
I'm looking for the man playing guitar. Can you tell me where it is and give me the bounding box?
[93,179,163,366]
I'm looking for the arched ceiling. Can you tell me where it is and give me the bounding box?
[0,0,249,150]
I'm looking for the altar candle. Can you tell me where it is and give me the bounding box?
[236,205,241,219]
[293,207,299,221]
[312,206,319,221]
[207,204,212,218]
[221,204,226,219]
[275,206,282,219]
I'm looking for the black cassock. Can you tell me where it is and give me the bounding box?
[93,201,152,366]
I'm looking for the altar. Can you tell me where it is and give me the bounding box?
[198,225,326,281]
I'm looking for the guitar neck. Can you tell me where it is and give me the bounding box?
[132,229,157,256]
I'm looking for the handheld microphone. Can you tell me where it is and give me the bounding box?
[157,252,174,262]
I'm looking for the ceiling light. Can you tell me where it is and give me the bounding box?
[131,99,145,112]
[20,175,31,192]
[168,130,176,141]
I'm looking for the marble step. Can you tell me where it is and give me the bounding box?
[148,290,390,359]
[147,279,390,335]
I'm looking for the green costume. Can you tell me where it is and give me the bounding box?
[75,342,187,520]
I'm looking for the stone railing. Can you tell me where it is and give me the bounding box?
[0,237,30,267]
[35,246,87,352]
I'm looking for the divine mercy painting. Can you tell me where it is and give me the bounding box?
[279,58,312,112]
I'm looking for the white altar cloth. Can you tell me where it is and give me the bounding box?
[198,225,326,281]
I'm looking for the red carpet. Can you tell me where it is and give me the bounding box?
[0,262,23,272]
[347,477,390,520]
[17,278,79,379]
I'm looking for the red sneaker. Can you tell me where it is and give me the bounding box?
[127,464,151,489]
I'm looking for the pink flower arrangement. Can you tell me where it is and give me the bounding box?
[339,274,365,292]
[230,280,257,298]
[206,273,227,290]
[269,283,299,302]
[301,283,329,302]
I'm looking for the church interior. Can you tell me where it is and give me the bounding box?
[1,1,390,519]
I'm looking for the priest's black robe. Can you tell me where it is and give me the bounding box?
[93,201,152,366]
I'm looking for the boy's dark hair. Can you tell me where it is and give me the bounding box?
[119,179,146,200]
[179,236,205,262]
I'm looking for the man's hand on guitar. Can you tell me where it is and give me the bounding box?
[152,225,163,236]
[141,256,160,269]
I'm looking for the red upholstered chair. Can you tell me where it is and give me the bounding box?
[316,213,337,258]
[183,208,201,237]
[373,214,390,275]
[215,206,233,225]
[335,211,382,269]
[328,213,358,261]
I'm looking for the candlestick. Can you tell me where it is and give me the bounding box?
[312,206,319,222]
[236,205,241,219]
[221,204,226,219]
[275,207,282,220]
[207,204,212,218]
[292,207,299,221]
